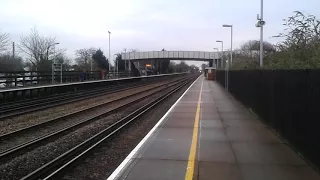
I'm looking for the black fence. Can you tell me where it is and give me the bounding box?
[216,69,320,168]
[0,71,131,88]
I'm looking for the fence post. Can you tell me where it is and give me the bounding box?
[14,72,17,87]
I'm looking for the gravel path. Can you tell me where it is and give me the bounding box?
[0,77,190,180]
[58,77,196,180]
[0,78,181,135]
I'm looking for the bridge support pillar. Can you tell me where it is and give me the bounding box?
[209,60,214,67]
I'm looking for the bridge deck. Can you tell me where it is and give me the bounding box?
[108,76,320,180]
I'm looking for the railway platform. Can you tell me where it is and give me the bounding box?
[107,76,320,180]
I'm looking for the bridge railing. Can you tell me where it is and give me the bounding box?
[122,51,221,60]
[216,69,320,168]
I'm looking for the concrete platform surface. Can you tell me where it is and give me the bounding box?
[107,76,320,180]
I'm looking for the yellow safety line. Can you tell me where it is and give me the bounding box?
[185,79,203,180]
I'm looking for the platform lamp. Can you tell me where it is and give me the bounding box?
[222,24,233,68]
[50,42,60,84]
[114,53,119,79]
[213,48,218,68]
[108,31,111,76]
[216,40,224,69]
[222,24,233,92]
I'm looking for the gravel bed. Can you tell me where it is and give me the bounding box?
[0,78,181,135]
[0,79,189,180]
[58,77,196,180]
[0,82,179,153]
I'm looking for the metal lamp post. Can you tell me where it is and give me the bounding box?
[222,25,233,68]
[114,56,116,78]
[114,53,119,79]
[50,42,60,84]
[217,39,227,90]
[108,31,111,76]
[214,48,218,68]
[123,48,127,71]
[47,43,59,61]
[216,40,224,69]
[256,0,266,67]
[222,24,233,92]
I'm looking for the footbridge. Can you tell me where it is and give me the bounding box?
[121,51,224,75]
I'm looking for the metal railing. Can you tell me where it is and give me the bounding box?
[0,71,132,88]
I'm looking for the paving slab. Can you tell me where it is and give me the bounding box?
[198,141,236,163]
[200,120,224,129]
[199,128,228,142]
[226,126,282,143]
[198,162,243,180]
[231,143,306,165]
[124,159,188,180]
[240,164,320,180]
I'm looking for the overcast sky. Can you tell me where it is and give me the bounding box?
[1,0,319,66]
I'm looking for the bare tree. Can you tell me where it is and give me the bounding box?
[239,40,275,57]
[273,11,320,67]
[75,48,96,71]
[19,27,65,70]
[129,48,139,52]
[0,30,10,53]
[231,40,276,69]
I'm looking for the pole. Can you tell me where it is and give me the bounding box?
[230,26,233,68]
[52,64,54,84]
[221,41,224,68]
[52,45,56,84]
[61,64,62,83]
[47,46,50,61]
[129,56,131,77]
[12,42,15,70]
[114,55,116,78]
[124,48,127,71]
[53,45,56,64]
[260,0,264,67]
[114,56,116,77]
[108,31,111,74]
[217,49,219,68]
[90,59,92,72]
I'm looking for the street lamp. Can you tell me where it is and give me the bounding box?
[47,42,59,62]
[216,40,224,68]
[114,53,118,79]
[217,40,227,90]
[213,48,219,68]
[49,42,60,84]
[222,24,233,92]
[222,24,233,68]
[213,48,219,67]
[256,0,265,67]
[108,31,111,75]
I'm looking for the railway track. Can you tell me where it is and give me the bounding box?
[0,76,178,120]
[18,74,196,180]
[0,76,190,159]
[0,76,195,180]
